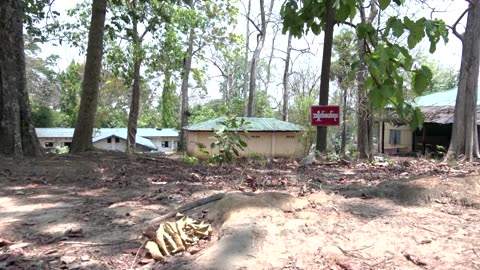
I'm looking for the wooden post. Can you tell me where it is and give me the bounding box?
[381,121,385,154]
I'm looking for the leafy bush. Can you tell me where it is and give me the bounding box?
[199,116,250,165]
[327,152,339,161]
[52,146,69,155]
[182,155,199,165]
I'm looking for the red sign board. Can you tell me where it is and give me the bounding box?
[310,105,340,126]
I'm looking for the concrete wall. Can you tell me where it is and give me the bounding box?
[380,123,412,153]
[186,131,304,158]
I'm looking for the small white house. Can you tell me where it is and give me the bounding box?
[92,129,157,152]
[35,128,74,149]
[35,128,179,153]
[136,128,179,153]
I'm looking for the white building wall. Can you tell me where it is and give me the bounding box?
[145,136,178,152]
[94,137,127,152]
[38,137,72,149]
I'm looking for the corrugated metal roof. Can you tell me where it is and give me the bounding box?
[92,129,157,150]
[35,128,75,138]
[36,128,178,138]
[184,117,304,132]
[94,128,178,137]
[421,105,480,124]
[415,87,480,107]
[136,128,178,137]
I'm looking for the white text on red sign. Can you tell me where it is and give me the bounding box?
[313,110,339,122]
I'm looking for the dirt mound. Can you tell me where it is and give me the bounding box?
[168,191,480,270]
[206,192,310,225]
[178,192,312,270]
[366,176,480,207]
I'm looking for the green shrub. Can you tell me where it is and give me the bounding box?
[52,146,69,155]
[182,155,199,165]
[199,116,250,165]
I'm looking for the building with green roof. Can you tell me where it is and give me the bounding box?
[380,87,480,155]
[184,117,305,157]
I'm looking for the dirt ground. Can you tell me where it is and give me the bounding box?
[0,152,479,270]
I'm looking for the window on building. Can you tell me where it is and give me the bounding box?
[251,135,260,138]
[162,141,170,148]
[389,130,401,145]
[115,137,120,143]
[107,138,112,143]
[44,142,54,148]
[286,135,295,139]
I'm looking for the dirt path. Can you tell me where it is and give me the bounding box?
[0,153,479,269]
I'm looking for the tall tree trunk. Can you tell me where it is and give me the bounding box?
[446,0,480,161]
[242,0,251,117]
[265,24,278,92]
[315,0,335,153]
[282,32,293,121]
[178,27,194,150]
[226,66,234,103]
[126,0,142,153]
[127,59,142,153]
[70,0,107,153]
[356,0,377,160]
[247,0,268,117]
[340,85,348,156]
[0,0,42,157]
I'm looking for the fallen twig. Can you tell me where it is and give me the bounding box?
[330,206,341,215]
[414,225,438,234]
[337,245,372,260]
[403,253,427,267]
[338,244,374,254]
[473,248,480,260]
[129,240,147,270]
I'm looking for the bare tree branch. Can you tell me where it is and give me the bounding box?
[245,15,262,33]
[449,5,471,42]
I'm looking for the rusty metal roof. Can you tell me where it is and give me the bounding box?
[421,106,480,124]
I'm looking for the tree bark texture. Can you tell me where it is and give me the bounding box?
[70,0,107,153]
[356,0,377,160]
[247,0,268,117]
[315,0,335,154]
[447,0,480,161]
[127,59,142,153]
[340,85,347,156]
[178,27,195,150]
[282,32,293,121]
[0,0,43,157]
[126,0,143,153]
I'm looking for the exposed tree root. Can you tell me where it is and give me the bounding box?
[147,192,254,226]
